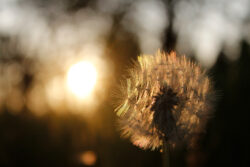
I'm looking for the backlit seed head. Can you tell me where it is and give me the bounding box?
[115,51,214,150]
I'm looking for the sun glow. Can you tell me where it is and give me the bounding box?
[67,61,97,99]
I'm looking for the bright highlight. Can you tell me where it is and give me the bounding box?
[67,61,97,99]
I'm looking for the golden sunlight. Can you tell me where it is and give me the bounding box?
[67,61,97,99]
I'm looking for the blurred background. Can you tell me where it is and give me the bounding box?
[0,0,250,166]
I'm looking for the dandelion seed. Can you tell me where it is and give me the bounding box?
[115,51,214,150]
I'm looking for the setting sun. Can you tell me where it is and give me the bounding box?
[67,61,97,99]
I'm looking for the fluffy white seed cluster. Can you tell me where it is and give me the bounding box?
[115,51,214,150]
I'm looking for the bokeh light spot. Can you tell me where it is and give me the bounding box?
[80,151,97,166]
[67,61,97,99]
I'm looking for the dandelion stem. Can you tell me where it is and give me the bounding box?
[163,141,171,167]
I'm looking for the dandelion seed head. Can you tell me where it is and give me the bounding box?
[115,51,214,150]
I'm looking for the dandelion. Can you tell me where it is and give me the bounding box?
[115,51,214,150]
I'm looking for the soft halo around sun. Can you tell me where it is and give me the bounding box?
[67,61,97,99]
